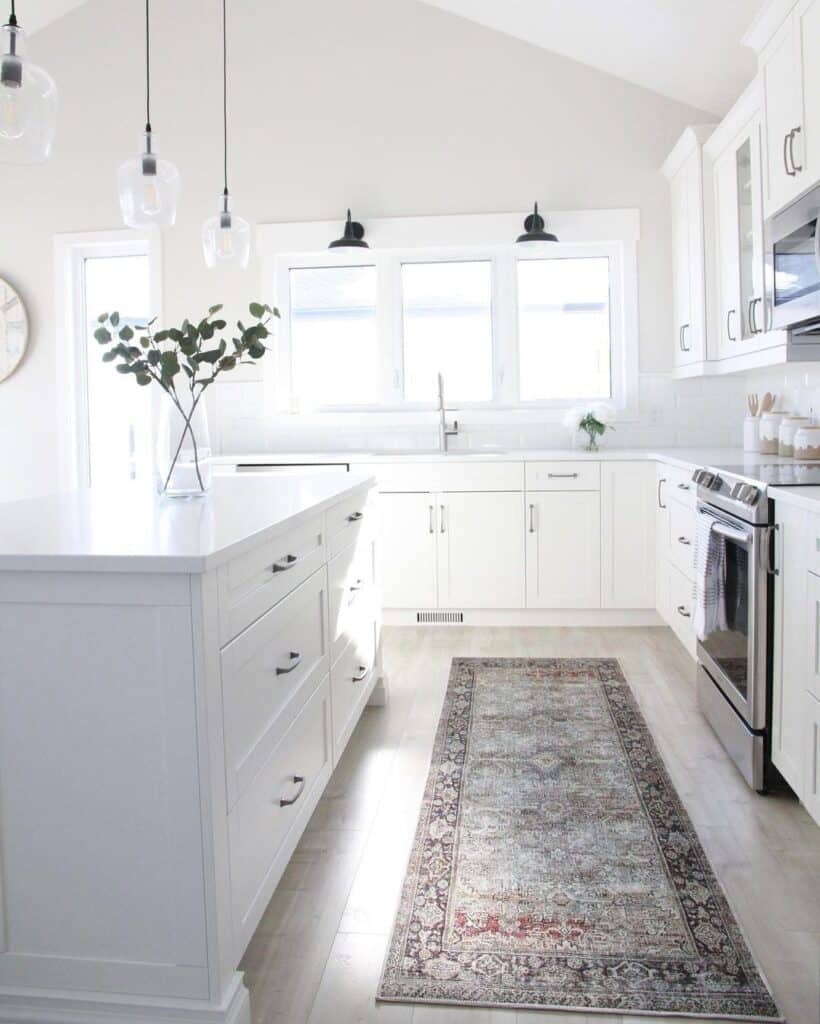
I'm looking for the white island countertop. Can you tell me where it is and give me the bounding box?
[769,485,820,513]
[0,472,375,574]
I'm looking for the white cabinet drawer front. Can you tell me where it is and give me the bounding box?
[669,564,696,653]
[525,462,600,491]
[803,691,820,826]
[329,537,377,664]
[217,515,325,646]
[221,568,329,808]
[229,677,331,949]
[663,464,697,507]
[808,515,820,578]
[331,623,377,761]
[669,500,696,580]
[808,571,820,702]
[327,486,376,558]
[372,461,524,493]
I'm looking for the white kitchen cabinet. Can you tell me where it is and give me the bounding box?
[772,501,809,795]
[662,127,714,374]
[378,492,438,608]
[804,691,820,825]
[749,0,820,216]
[655,467,672,623]
[526,491,601,609]
[600,462,656,609]
[438,492,525,609]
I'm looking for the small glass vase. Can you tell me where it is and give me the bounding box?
[156,396,212,498]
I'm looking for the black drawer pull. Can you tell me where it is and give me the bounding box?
[676,605,691,619]
[275,651,302,675]
[272,554,298,573]
[347,511,364,522]
[677,536,692,546]
[352,664,369,682]
[278,775,305,807]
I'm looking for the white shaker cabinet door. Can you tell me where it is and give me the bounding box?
[437,491,525,609]
[600,462,656,609]
[761,13,803,215]
[525,491,601,609]
[799,0,820,193]
[378,492,438,608]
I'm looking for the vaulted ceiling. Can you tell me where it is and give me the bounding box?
[28,0,763,116]
[416,0,765,115]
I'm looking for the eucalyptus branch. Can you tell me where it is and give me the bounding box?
[94,302,279,493]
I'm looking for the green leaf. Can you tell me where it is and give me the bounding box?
[248,341,266,359]
[182,364,194,378]
[159,351,180,385]
[110,312,120,327]
[199,323,214,341]
[147,350,160,366]
[97,313,108,323]
[208,303,223,315]
[218,355,237,371]
[154,330,170,342]
[116,363,133,374]
[140,336,150,348]
[249,302,265,319]
[94,327,111,345]
[212,319,226,330]
[168,328,183,343]
[136,372,152,386]
[179,337,198,356]
[102,350,118,363]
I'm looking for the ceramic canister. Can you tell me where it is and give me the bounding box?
[759,412,787,455]
[743,416,760,453]
[793,425,820,461]
[779,415,812,457]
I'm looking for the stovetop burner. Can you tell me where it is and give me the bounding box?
[708,462,820,487]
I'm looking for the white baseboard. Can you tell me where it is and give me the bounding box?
[0,974,249,1024]
[382,609,663,627]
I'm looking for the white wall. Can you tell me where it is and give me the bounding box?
[0,0,746,497]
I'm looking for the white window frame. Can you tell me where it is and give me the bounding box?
[258,209,639,423]
[54,229,162,491]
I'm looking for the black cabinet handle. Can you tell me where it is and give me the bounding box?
[784,130,796,176]
[347,511,364,522]
[352,664,369,682]
[278,775,305,807]
[677,536,692,546]
[657,478,667,509]
[272,554,298,573]
[789,126,802,173]
[275,651,302,675]
[676,605,691,619]
[727,308,737,341]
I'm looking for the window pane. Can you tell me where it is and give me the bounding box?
[290,265,379,408]
[402,261,493,402]
[83,254,151,487]
[517,257,611,401]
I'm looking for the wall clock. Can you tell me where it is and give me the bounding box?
[0,278,28,383]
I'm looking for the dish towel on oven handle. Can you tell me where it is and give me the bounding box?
[694,512,728,642]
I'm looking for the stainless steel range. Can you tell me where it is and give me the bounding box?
[693,460,820,790]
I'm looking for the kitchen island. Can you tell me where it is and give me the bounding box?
[0,472,382,1024]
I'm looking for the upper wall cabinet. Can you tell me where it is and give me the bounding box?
[704,82,788,367]
[746,0,820,217]
[661,126,716,378]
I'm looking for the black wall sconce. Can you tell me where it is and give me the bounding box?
[329,209,369,249]
[516,202,558,243]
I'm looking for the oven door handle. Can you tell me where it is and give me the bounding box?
[704,517,753,546]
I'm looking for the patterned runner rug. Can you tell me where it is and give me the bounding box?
[378,658,781,1020]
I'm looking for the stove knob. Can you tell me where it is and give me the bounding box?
[744,485,761,505]
[709,474,723,491]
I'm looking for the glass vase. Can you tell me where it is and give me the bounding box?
[156,395,212,498]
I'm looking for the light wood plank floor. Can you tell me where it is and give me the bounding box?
[241,626,820,1024]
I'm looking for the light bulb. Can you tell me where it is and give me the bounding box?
[140,177,162,216]
[0,86,22,139]
[217,228,235,260]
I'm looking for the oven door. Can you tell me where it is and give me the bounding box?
[769,184,820,330]
[695,505,768,731]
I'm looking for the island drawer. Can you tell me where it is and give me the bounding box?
[327,486,376,558]
[228,676,332,954]
[669,563,696,654]
[525,462,601,491]
[217,514,326,646]
[669,499,696,580]
[328,534,377,665]
[330,623,378,764]
[221,566,329,809]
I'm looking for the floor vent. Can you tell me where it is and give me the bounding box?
[416,610,464,625]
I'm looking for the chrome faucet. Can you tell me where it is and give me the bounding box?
[437,372,459,453]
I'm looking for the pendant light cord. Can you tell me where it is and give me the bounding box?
[8,0,16,27]
[144,0,152,133]
[222,0,228,196]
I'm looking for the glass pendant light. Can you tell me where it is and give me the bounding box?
[0,0,58,164]
[202,0,250,268]
[117,0,180,228]
[516,202,558,244]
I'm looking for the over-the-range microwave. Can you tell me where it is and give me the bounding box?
[768,180,820,338]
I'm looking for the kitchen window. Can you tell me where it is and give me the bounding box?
[264,210,637,416]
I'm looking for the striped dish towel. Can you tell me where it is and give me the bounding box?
[694,512,727,642]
